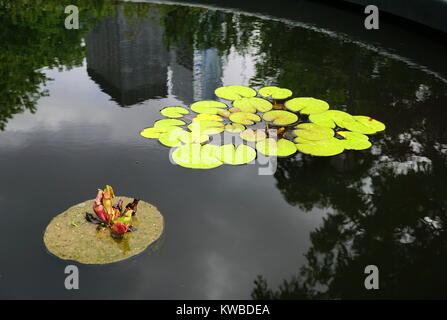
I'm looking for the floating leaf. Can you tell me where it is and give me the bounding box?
[240,129,267,142]
[218,144,257,165]
[140,127,169,139]
[191,100,227,114]
[262,110,298,125]
[160,106,189,118]
[187,120,224,135]
[285,98,329,114]
[308,110,353,128]
[296,137,345,156]
[229,112,261,125]
[215,85,257,100]
[259,86,292,100]
[172,143,223,169]
[293,123,334,141]
[225,123,245,133]
[256,138,297,156]
[338,131,372,150]
[158,128,189,147]
[179,132,210,144]
[153,119,186,128]
[233,97,273,113]
[193,114,224,122]
[352,116,386,133]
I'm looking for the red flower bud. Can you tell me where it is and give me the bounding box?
[112,222,128,235]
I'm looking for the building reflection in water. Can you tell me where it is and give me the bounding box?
[86,6,222,107]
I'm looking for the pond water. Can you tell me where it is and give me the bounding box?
[1,0,446,299]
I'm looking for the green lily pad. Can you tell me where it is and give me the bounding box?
[258,86,292,100]
[158,128,189,147]
[160,106,189,118]
[285,98,329,114]
[153,118,186,128]
[191,101,228,114]
[193,114,224,122]
[140,127,169,139]
[171,143,223,169]
[256,138,297,157]
[262,110,298,125]
[296,137,345,156]
[225,123,245,133]
[188,120,225,135]
[352,116,386,133]
[233,97,273,113]
[215,85,257,100]
[308,110,353,128]
[229,112,261,125]
[338,131,372,150]
[240,129,267,142]
[43,197,164,264]
[218,144,257,165]
[293,123,334,141]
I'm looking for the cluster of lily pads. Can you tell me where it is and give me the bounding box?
[140,85,385,169]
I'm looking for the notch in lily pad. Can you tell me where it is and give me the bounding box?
[262,110,298,126]
[215,85,257,101]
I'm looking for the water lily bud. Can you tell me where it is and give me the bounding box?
[112,222,128,235]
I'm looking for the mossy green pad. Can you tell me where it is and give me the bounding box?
[43,197,164,264]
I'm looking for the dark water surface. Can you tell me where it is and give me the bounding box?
[1,0,446,299]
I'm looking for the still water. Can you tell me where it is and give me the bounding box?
[1,0,446,299]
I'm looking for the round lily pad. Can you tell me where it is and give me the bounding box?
[43,197,164,264]
[188,120,225,135]
[229,112,261,125]
[262,110,298,125]
[308,110,353,129]
[158,128,188,147]
[171,143,223,169]
[285,98,329,114]
[140,127,168,139]
[215,85,257,101]
[193,114,224,122]
[256,138,297,157]
[352,116,386,133]
[160,106,189,118]
[218,144,257,165]
[225,123,245,133]
[296,137,345,156]
[191,101,228,114]
[293,123,334,141]
[240,129,267,142]
[233,97,273,113]
[338,131,372,150]
[259,86,292,100]
[154,119,186,128]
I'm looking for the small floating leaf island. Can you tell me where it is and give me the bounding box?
[44,185,164,264]
[140,85,386,168]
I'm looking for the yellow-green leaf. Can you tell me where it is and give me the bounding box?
[215,85,257,100]
[293,123,334,141]
[259,86,292,100]
[233,97,273,113]
[285,98,329,114]
[338,131,372,150]
[229,112,261,125]
[217,144,257,165]
[160,106,189,118]
[171,143,223,169]
[225,123,245,133]
[262,110,298,125]
[256,138,297,156]
[240,129,267,142]
[296,137,345,156]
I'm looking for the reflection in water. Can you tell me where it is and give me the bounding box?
[1,0,447,299]
[86,7,169,106]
